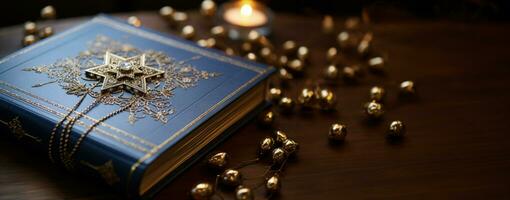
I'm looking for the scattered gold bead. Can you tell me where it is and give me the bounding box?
[159,6,175,21]
[342,66,358,81]
[322,15,335,34]
[24,21,37,35]
[369,86,385,102]
[275,130,288,144]
[247,30,261,43]
[207,152,229,169]
[258,36,273,48]
[225,47,236,56]
[282,40,297,55]
[259,110,275,126]
[181,25,196,40]
[197,38,216,48]
[278,55,288,68]
[200,0,217,17]
[283,139,299,154]
[211,25,227,38]
[259,137,275,155]
[245,52,257,61]
[329,123,347,141]
[39,26,53,38]
[368,56,385,72]
[259,47,272,59]
[22,35,37,46]
[278,96,294,112]
[357,32,373,56]
[326,47,338,63]
[241,42,253,53]
[220,169,242,187]
[197,39,208,47]
[316,88,337,110]
[127,16,141,27]
[40,5,56,19]
[287,59,304,72]
[191,182,214,200]
[388,120,406,138]
[266,175,281,193]
[235,185,254,200]
[272,148,287,163]
[278,68,293,81]
[324,65,339,80]
[268,87,282,102]
[364,100,384,119]
[345,17,361,30]
[297,87,316,109]
[399,80,416,96]
[297,46,309,61]
[337,31,351,49]
[172,11,188,24]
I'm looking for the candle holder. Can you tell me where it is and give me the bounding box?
[216,0,274,40]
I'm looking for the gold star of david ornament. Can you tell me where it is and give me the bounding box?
[85,52,165,94]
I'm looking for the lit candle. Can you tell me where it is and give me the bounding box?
[223,1,268,27]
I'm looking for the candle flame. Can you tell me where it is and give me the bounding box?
[240,3,253,17]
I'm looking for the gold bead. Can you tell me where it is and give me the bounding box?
[337,31,351,49]
[326,47,338,63]
[207,152,229,169]
[241,42,253,53]
[345,17,361,30]
[316,88,336,110]
[259,47,272,59]
[225,47,236,56]
[297,87,316,109]
[172,11,188,25]
[324,65,339,80]
[287,59,304,73]
[259,110,275,126]
[297,46,309,61]
[275,130,288,144]
[282,40,297,55]
[272,148,287,163]
[39,26,53,38]
[245,52,257,61]
[322,15,335,34]
[278,68,293,81]
[357,32,373,56]
[235,185,254,200]
[127,16,141,27]
[278,97,294,112]
[159,6,175,21]
[181,25,196,40]
[388,120,406,138]
[259,137,275,155]
[200,0,217,17]
[369,86,385,102]
[197,38,216,48]
[266,175,281,193]
[211,25,227,38]
[278,55,288,68]
[40,5,56,19]
[282,139,299,154]
[267,87,282,102]
[329,123,347,141]
[364,100,384,119]
[258,36,273,48]
[22,35,37,46]
[220,169,242,187]
[247,30,261,43]
[368,56,385,72]
[191,182,214,200]
[342,66,358,81]
[24,21,37,35]
[399,80,416,96]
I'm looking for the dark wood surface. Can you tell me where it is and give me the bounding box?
[1,11,510,199]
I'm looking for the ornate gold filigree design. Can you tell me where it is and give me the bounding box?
[0,116,41,143]
[81,160,120,185]
[24,35,219,124]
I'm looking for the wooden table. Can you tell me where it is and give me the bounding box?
[1,11,510,199]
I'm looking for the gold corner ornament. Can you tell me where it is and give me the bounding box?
[81,160,120,185]
[85,52,165,94]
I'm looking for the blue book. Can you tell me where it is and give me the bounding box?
[0,15,274,197]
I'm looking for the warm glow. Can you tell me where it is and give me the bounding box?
[240,4,253,17]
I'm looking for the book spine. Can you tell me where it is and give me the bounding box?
[0,94,138,194]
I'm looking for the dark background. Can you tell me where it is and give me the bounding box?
[2,0,510,27]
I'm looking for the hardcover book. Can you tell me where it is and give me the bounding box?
[0,15,274,197]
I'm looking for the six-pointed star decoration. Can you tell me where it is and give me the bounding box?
[85,52,165,94]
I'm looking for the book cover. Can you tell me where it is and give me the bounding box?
[0,15,274,197]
